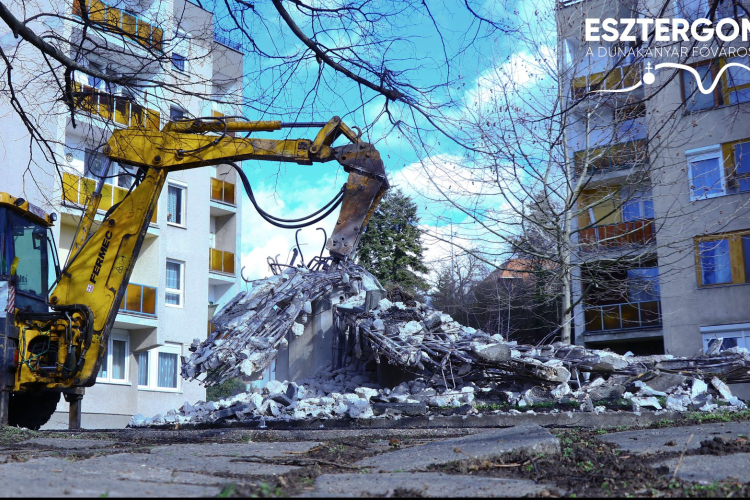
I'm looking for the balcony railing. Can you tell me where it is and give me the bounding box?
[213,32,242,52]
[119,283,157,316]
[579,219,655,250]
[209,248,235,275]
[570,63,642,99]
[211,177,235,205]
[73,0,163,52]
[574,139,648,176]
[71,82,160,129]
[62,172,158,223]
[584,300,661,332]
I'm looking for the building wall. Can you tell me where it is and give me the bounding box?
[0,0,243,428]
[558,0,750,356]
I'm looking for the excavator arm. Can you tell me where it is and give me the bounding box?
[11,116,387,395]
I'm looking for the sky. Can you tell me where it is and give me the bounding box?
[198,0,557,283]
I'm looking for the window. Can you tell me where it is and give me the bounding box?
[97,332,129,383]
[137,351,149,386]
[136,344,181,391]
[695,230,750,286]
[701,323,750,353]
[171,53,186,72]
[732,140,750,192]
[627,268,661,302]
[621,187,654,221]
[682,61,722,112]
[84,148,109,180]
[165,259,183,306]
[170,106,186,122]
[725,56,750,105]
[158,350,178,388]
[687,145,726,200]
[117,163,135,189]
[167,183,185,225]
[674,0,746,22]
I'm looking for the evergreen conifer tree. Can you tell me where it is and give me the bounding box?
[356,188,429,295]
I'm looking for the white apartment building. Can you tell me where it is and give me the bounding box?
[0,0,243,427]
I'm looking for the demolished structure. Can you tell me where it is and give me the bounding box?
[131,268,750,427]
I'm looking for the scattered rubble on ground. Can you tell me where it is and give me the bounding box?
[131,268,750,427]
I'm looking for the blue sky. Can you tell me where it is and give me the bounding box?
[197,0,554,280]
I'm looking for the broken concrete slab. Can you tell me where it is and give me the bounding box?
[148,441,321,458]
[0,456,224,497]
[354,424,559,472]
[599,422,750,455]
[646,373,687,393]
[372,402,427,416]
[18,438,116,449]
[656,453,750,483]
[300,472,556,498]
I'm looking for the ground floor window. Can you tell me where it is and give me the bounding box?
[701,323,750,353]
[137,343,181,391]
[97,332,129,383]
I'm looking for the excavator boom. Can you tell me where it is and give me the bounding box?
[4,116,388,416]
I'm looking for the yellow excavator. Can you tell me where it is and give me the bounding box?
[0,116,388,429]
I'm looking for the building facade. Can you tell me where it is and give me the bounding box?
[557,0,750,356]
[0,0,243,427]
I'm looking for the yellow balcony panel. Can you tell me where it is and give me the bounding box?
[122,12,137,38]
[146,109,160,130]
[62,173,80,203]
[99,183,113,211]
[120,283,157,316]
[106,6,121,30]
[209,248,222,273]
[223,250,235,275]
[89,0,106,23]
[136,19,152,47]
[114,96,130,125]
[152,27,163,52]
[142,285,156,314]
[80,177,97,201]
[98,93,113,120]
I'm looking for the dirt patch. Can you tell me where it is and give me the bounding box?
[429,429,750,498]
[693,436,750,456]
[233,434,418,497]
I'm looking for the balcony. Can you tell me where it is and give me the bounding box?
[584,300,661,332]
[119,283,157,316]
[570,63,642,100]
[574,139,648,176]
[62,172,157,224]
[71,82,160,129]
[579,219,655,250]
[72,0,163,52]
[209,248,235,275]
[211,177,235,205]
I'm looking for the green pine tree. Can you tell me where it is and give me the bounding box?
[356,188,429,296]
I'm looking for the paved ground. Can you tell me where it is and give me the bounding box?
[3,415,750,497]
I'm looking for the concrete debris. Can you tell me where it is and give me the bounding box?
[131,267,750,428]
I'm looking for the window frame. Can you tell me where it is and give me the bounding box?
[171,52,186,72]
[695,229,750,287]
[136,343,182,392]
[681,60,724,112]
[722,55,750,105]
[686,145,726,200]
[701,323,750,353]
[166,182,186,227]
[96,331,130,385]
[165,258,184,308]
[136,350,149,387]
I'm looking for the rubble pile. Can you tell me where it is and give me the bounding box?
[182,263,378,386]
[130,268,750,427]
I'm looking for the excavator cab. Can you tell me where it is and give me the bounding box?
[0,196,60,317]
[0,193,65,429]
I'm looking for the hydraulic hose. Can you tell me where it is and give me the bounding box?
[229,162,344,229]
